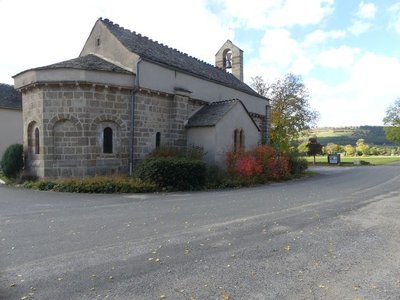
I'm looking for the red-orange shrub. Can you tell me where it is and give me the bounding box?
[234,154,263,177]
[225,145,290,181]
[225,149,245,174]
[267,154,290,180]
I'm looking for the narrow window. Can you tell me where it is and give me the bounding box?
[103,127,113,153]
[233,129,239,152]
[239,129,245,149]
[34,128,40,154]
[96,38,101,47]
[156,132,161,148]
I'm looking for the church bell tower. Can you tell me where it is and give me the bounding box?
[215,40,244,82]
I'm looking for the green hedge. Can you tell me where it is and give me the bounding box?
[24,176,157,193]
[135,157,206,191]
[1,144,23,178]
[288,156,308,175]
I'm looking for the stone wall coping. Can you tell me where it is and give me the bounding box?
[14,68,135,90]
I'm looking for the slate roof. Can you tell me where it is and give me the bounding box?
[15,54,132,76]
[100,18,263,98]
[186,99,259,130]
[0,83,22,109]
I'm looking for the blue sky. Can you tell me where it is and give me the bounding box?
[1,0,400,127]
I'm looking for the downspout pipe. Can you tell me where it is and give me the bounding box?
[129,57,143,176]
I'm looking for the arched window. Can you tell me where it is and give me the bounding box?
[103,127,113,153]
[223,49,232,70]
[156,132,161,148]
[34,128,40,154]
[233,129,245,152]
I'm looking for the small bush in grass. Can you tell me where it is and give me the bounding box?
[0,144,24,178]
[184,144,206,161]
[135,157,206,191]
[288,156,308,175]
[24,176,157,193]
[205,165,229,189]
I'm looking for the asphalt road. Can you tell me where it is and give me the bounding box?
[1,165,400,299]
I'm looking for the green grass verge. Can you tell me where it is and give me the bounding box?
[305,155,400,166]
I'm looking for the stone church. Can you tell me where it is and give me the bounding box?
[13,18,270,178]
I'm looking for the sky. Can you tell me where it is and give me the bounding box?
[1,0,400,127]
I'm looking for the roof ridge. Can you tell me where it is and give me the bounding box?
[99,18,226,72]
[98,18,264,98]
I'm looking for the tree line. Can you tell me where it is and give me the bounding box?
[251,74,400,153]
[298,138,400,157]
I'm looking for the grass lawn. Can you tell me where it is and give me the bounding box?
[304,155,400,166]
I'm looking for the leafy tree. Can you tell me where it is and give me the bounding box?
[343,144,355,156]
[356,139,370,156]
[307,137,322,165]
[383,98,400,144]
[297,141,309,155]
[324,143,341,155]
[251,74,319,151]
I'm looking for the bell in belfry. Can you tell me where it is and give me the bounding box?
[225,51,232,69]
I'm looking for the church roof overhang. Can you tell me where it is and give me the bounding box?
[186,99,260,131]
[13,55,135,90]
[13,67,135,90]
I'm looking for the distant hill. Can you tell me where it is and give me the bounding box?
[299,126,393,146]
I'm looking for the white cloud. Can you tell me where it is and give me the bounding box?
[259,29,302,69]
[357,2,377,19]
[209,0,282,29]
[303,29,346,47]
[306,53,400,126]
[265,0,334,28]
[316,46,361,68]
[388,2,400,35]
[349,20,373,35]
[348,1,377,36]
[346,53,400,101]
[214,0,334,29]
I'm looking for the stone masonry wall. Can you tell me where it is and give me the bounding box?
[23,83,132,178]
[133,91,172,160]
[133,90,204,161]
[22,87,44,177]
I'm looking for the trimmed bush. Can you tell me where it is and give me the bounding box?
[24,176,157,193]
[205,165,229,189]
[288,156,308,175]
[0,144,23,178]
[135,157,206,191]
